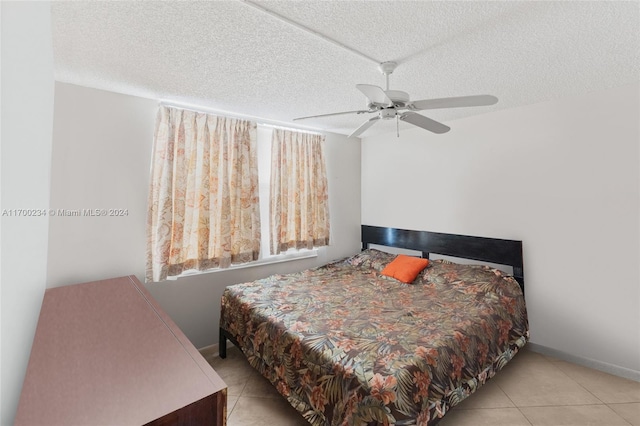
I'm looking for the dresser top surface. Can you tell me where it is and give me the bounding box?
[16,275,226,425]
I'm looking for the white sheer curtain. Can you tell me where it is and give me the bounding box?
[270,128,330,255]
[146,106,261,282]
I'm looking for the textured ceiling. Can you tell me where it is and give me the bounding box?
[52,1,640,137]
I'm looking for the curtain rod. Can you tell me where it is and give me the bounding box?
[158,100,325,136]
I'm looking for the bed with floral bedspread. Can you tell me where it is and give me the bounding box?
[220,249,529,425]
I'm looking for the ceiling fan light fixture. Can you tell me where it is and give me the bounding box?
[380,109,396,120]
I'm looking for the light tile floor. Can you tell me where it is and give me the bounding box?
[204,346,640,426]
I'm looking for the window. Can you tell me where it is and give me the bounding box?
[146,107,260,282]
[270,128,330,255]
[146,106,330,282]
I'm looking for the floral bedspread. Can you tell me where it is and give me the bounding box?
[220,250,529,425]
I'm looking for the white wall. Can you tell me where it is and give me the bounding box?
[47,82,361,348]
[362,83,640,376]
[0,2,55,424]
[47,84,157,286]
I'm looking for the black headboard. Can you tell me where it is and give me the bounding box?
[361,225,524,294]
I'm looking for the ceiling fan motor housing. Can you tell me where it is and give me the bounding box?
[385,90,410,107]
[368,90,410,111]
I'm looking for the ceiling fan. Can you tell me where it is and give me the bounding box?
[294,61,498,138]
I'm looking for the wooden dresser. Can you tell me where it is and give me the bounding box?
[15,275,226,425]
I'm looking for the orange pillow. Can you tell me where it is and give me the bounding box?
[381,255,430,283]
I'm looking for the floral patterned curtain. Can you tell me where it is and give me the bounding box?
[146,106,260,282]
[270,128,329,255]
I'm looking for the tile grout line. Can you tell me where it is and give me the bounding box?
[512,402,611,408]
[551,360,640,404]
[539,360,608,405]
[494,353,545,410]
[552,364,610,406]
[490,353,535,425]
[516,407,535,426]
[500,361,608,426]
[504,363,635,426]
[206,347,251,422]
[604,403,635,426]
[493,381,533,425]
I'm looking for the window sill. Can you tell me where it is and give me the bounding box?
[166,249,318,280]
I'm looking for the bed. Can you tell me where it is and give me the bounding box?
[219,225,529,425]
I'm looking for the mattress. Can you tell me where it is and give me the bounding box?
[220,249,529,425]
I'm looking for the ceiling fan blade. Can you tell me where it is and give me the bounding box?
[400,112,450,134]
[294,109,372,121]
[348,116,380,138]
[356,84,392,106]
[409,95,498,111]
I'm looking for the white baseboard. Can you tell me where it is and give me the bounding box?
[527,342,640,382]
[199,343,219,358]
